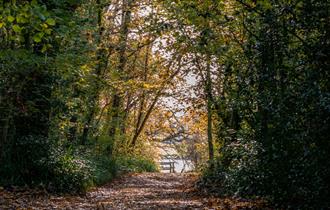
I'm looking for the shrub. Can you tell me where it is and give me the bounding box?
[0,135,54,185]
[115,156,158,173]
[42,147,95,193]
[199,134,330,208]
[0,135,95,193]
[198,138,262,196]
[90,155,117,186]
[0,134,157,193]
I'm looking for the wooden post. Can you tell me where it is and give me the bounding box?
[160,161,176,173]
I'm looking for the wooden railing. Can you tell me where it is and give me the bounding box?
[160,161,175,173]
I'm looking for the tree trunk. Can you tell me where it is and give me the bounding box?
[81,0,106,144]
[205,55,214,163]
[108,0,133,141]
[132,40,151,146]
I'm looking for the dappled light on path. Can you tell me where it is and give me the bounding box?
[0,173,268,209]
[91,173,203,209]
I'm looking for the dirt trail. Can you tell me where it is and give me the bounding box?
[92,173,205,209]
[0,173,266,209]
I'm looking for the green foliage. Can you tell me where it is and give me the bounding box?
[0,135,52,185]
[115,156,159,173]
[0,135,128,193]
[0,0,56,51]
[168,0,330,208]
[91,155,117,186]
[0,49,52,141]
[44,147,94,193]
[0,135,94,193]
[90,136,158,176]
[0,0,160,196]
[199,138,262,196]
[1,0,327,208]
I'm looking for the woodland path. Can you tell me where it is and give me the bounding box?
[0,173,266,209]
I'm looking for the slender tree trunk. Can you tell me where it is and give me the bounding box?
[205,55,214,163]
[131,92,160,146]
[108,0,133,140]
[132,41,151,146]
[130,55,183,147]
[257,11,276,146]
[68,115,77,142]
[81,0,106,144]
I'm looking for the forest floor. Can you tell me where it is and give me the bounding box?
[0,173,269,209]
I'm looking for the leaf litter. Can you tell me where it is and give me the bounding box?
[0,173,269,209]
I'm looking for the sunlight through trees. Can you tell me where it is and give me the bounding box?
[1,0,329,208]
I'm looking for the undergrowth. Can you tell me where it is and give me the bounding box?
[0,135,158,193]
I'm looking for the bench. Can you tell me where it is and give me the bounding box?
[160,161,175,173]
